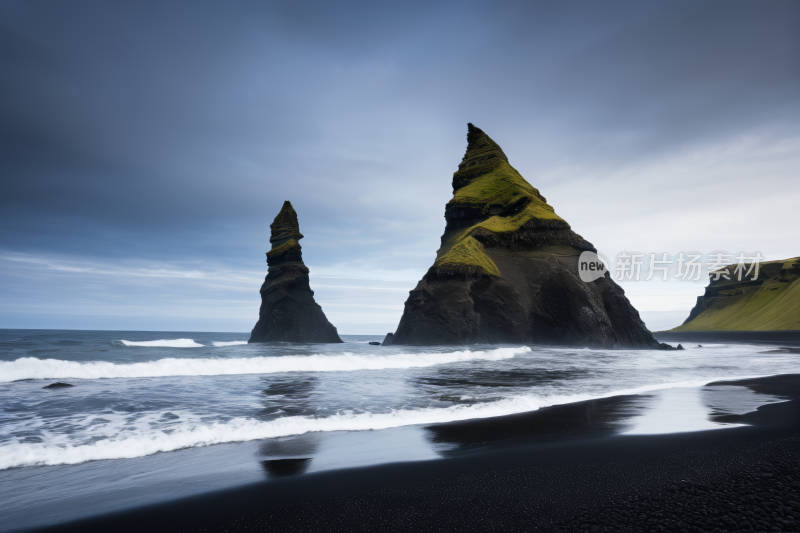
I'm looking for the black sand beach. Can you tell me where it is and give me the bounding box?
[31,373,800,533]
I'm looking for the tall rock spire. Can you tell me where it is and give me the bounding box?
[388,124,669,349]
[249,201,342,344]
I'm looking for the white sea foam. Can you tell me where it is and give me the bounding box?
[0,375,763,470]
[121,339,203,348]
[0,347,529,382]
[211,341,248,347]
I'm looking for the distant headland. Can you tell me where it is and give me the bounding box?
[672,256,800,332]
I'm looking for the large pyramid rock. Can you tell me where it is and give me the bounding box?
[390,124,663,348]
[249,201,343,343]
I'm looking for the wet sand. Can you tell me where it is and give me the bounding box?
[30,374,800,533]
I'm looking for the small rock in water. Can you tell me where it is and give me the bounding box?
[368,341,381,345]
[677,344,684,350]
[698,344,703,347]
[658,343,682,350]
[43,382,73,389]
[381,332,394,346]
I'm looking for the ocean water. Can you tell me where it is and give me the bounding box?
[1,329,798,474]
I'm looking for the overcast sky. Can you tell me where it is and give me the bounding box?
[1,0,798,334]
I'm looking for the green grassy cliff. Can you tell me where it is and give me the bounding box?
[672,257,800,331]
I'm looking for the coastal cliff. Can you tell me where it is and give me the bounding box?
[672,257,800,332]
[390,124,663,348]
[249,201,343,343]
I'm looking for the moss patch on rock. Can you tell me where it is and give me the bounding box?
[433,235,500,277]
[430,123,577,277]
[450,160,555,219]
[266,238,302,266]
[477,200,565,234]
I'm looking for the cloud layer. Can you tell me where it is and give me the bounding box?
[1,0,798,332]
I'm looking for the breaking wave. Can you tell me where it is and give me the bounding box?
[0,347,529,382]
[0,377,741,470]
[121,339,203,348]
[212,341,248,347]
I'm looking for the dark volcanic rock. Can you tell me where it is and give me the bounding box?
[248,201,343,344]
[381,333,394,346]
[391,124,661,348]
[43,382,73,388]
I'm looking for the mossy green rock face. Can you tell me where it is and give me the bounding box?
[391,124,662,348]
[672,257,800,332]
[432,124,595,280]
[249,201,343,344]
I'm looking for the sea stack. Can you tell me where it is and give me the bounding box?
[249,201,343,343]
[391,123,663,348]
